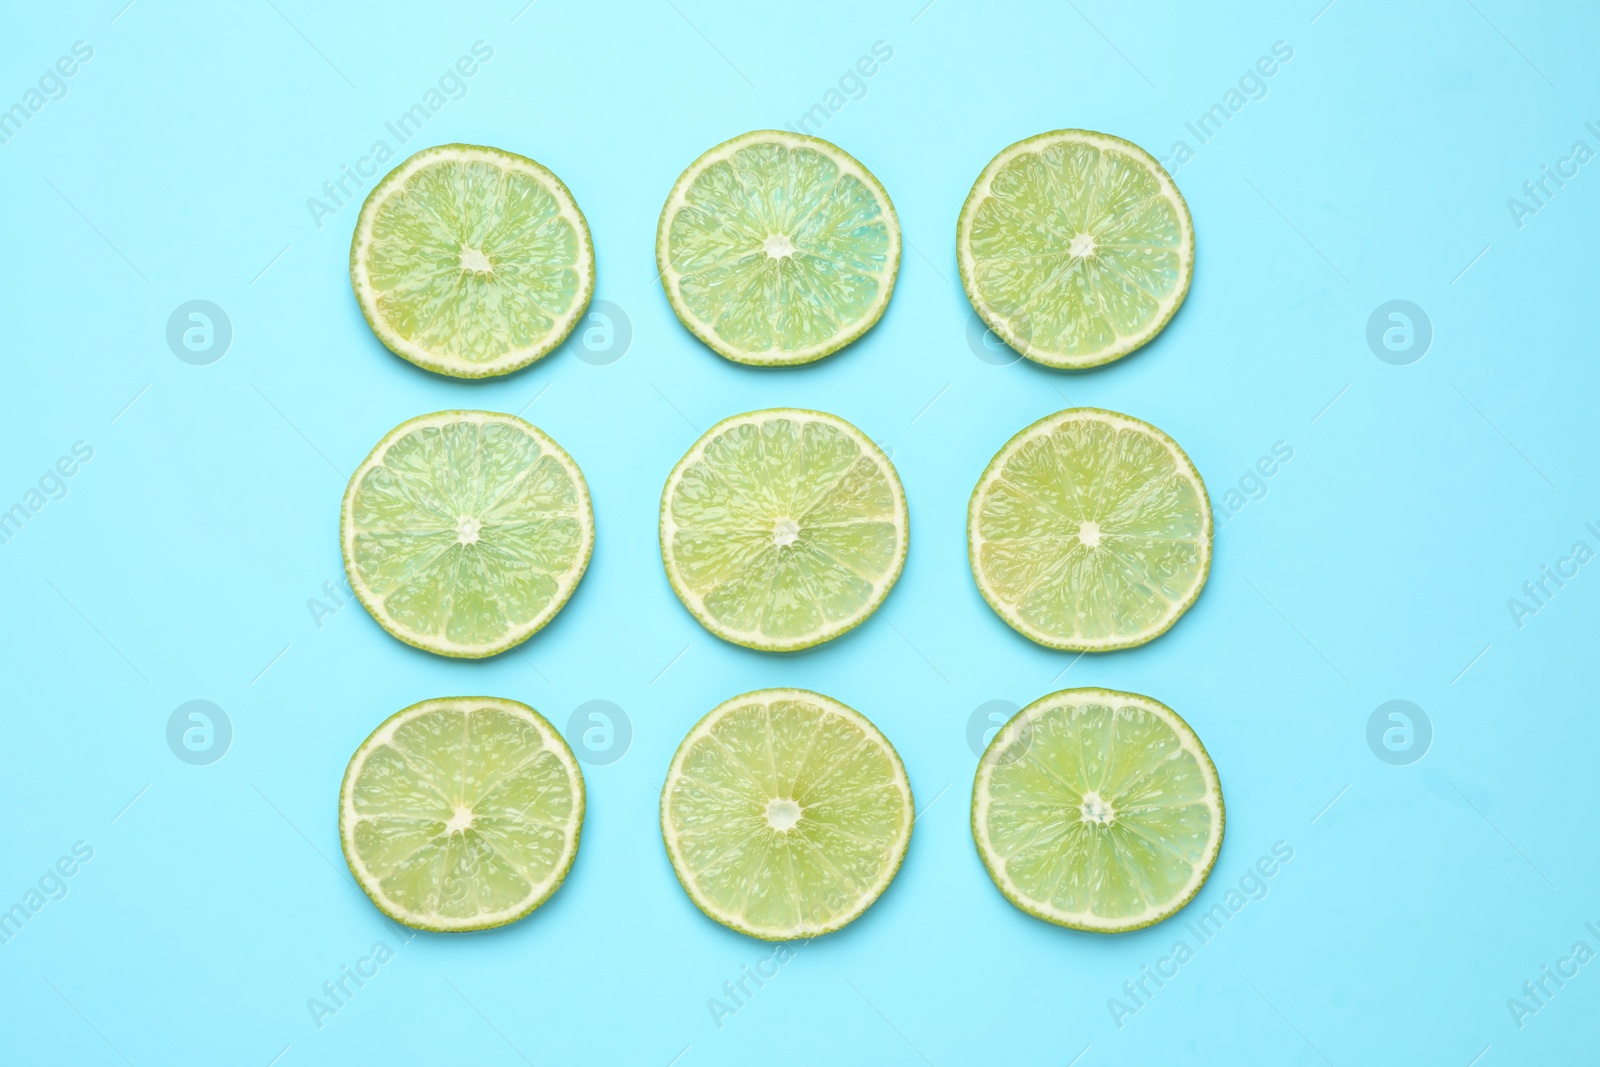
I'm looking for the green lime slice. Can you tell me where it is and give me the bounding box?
[657,130,900,366]
[969,407,1210,651]
[660,408,908,651]
[957,129,1193,369]
[340,696,584,932]
[351,144,595,379]
[342,410,594,658]
[661,688,913,940]
[972,688,1223,932]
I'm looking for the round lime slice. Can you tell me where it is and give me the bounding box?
[340,696,584,932]
[972,688,1223,932]
[661,688,913,940]
[657,130,900,366]
[342,410,594,658]
[969,407,1211,651]
[660,408,908,651]
[351,143,594,378]
[958,129,1193,369]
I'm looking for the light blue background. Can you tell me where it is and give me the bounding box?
[2,1,1596,1063]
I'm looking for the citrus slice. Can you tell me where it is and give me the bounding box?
[660,408,907,651]
[969,407,1210,651]
[661,688,913,940]
[972,688,1223,932]
[339,696,583,932]
[957,129,1193,369]
[342,410,594,658]
[351,143,594,378]
[656,130,900,366]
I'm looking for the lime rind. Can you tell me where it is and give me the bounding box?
[957,129,1193,370]
[968,407,1212,652]
[339,696,585,933]
[659,408,909,652]
[971,687,1224,933]
[351,143,596,379]
[660,688,914,941]
[341,410,595,659]
[656,130,901,366]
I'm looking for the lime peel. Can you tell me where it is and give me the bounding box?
[661,688,913,940]
[972,687,1224,933]
[657,130,900,366]
[339,696,584,933]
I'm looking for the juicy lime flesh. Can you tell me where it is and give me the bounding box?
[667,417,900,644]
[967,140,1185,359]
[666,696,908,933]
[982,699,1215,922]
[976,417,1205,645]
[365,157,583,367]
[349,419,585,649]
[348,704,578,923]
[667,141,892,355]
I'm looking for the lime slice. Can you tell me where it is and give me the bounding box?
[969,407,1210,651]
[661,688,913,940]
[351,143,594,379]
[957,129,1193,369]
[972,688,1223,932]
[340,696,583,932]
[657,130,900,366]
[660,408,907,651]
[342,410,594,658]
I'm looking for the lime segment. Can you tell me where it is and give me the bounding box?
[342,410,594,658]
[661,689,913,940]
[657,131,900,366]
[969,407,1210,651]
[351,143,594,378]
[340,696,584,932]
[660,408,907,651]
[972,688,1223,932]
[958,130,1192,368]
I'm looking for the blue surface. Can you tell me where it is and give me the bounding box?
[2,1,1597,1063]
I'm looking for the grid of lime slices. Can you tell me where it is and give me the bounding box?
[660,408,908,651]
[661,689,913,940]
[972,688,1223,932]
[340,697,584,932]
[969,407,1212,651]
[341,410,594,659]
[657,130,900,366]
[328,130,1228,942]
[958,129,1193,369]
[351,144,595,379]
